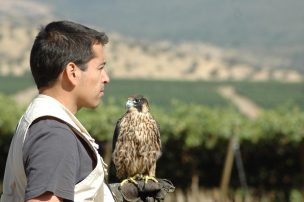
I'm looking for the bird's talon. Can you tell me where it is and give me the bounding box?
[120,175,139,186]
[144,176,158,184]
[130,177,138,185]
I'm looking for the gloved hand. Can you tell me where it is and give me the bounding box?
[109,178,175,202]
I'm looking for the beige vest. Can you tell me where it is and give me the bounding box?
[0,94,114,202]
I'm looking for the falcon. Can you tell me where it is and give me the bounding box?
[111,95,161,184]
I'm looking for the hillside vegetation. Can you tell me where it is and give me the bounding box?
[0,20,302,82]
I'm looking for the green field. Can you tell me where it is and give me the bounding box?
[0,74,34,95]
[106,80,304,110]
[105,79,230,108]
[1,76,303,110]
[233,81,304,109]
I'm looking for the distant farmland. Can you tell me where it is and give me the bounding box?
[0,74,34,95]
[1,76,303,110]
[106,79,304,110]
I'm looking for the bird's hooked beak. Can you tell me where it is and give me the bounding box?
[126,99,134,109]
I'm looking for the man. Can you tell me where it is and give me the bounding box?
[0,21,115,202]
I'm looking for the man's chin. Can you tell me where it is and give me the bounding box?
[92,99,103,108]
[82,100,102,110]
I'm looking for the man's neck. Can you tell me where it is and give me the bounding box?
[39,87,78,114]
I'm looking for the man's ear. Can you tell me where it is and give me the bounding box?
[64,62,80,86]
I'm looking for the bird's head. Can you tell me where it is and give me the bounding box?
[126,95,150,113]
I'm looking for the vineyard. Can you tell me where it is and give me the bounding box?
[0,79,304,201]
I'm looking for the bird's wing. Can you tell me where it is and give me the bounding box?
[108,116,124,183]
[155,119,162,151]
[112,118,122,152]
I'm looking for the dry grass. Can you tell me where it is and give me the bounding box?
[0,22,302,82]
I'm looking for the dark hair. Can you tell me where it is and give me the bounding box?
[30,20,109,88]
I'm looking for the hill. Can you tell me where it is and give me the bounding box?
[106,34,302,81]
[0,21,302,82]
[42,0,304,71]
[0,0,303,82]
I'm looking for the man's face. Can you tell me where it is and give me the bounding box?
[76,44,110,109]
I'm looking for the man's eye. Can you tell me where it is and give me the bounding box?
[99,62,106,69]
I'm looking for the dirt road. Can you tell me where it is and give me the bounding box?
[217,86,261,119]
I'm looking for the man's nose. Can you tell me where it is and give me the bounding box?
[102,70,110,84]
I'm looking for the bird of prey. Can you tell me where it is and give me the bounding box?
[111,95,161,184]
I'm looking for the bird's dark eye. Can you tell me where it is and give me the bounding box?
[134,98,140,103]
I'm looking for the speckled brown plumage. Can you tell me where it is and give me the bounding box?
[111,95,161,180]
